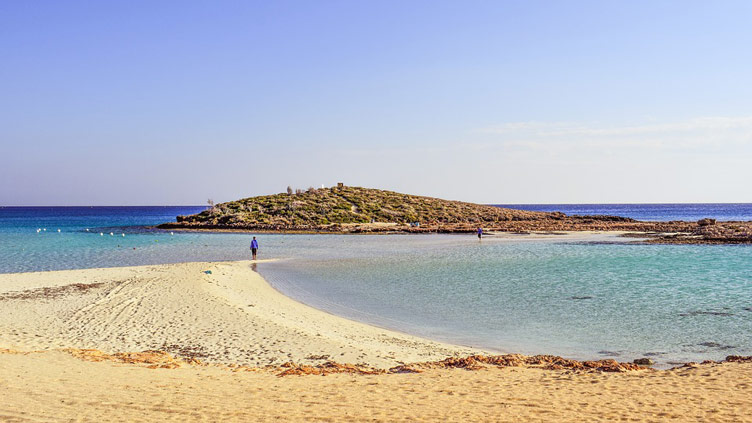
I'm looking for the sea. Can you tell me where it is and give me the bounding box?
[1,204,750,367]
[496,203,752,222]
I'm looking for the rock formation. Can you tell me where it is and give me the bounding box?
[157,186,752,244]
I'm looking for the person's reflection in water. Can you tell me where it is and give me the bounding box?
[251,262,257,272]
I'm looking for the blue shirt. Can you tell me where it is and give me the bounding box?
[251,239,258,249]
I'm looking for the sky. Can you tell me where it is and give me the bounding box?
[2,0,751,205]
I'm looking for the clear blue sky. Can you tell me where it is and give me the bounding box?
[2,0,751,205]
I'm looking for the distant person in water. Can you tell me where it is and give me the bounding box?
[250,236,258,260]
[477,227,483,239]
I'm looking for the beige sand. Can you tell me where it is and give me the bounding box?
[0,261,481,367]
[1,349,750,422]
[1,261,750,422]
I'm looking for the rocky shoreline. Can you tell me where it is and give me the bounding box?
[158,217,752,244]
[641,219,752,244]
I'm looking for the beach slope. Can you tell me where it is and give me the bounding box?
[0,261,479,367]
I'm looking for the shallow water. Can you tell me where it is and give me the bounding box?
[1,207,750,367]
[259,234,752,367]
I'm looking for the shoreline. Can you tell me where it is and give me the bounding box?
[0,257,744,370]
[2,260,752,421]
[157,223,752,244]
[0,260,486,368]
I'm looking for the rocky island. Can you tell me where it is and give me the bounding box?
[158,185,752,244]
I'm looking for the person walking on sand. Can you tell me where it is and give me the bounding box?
[250,236,259,260]
[477,227,483,239]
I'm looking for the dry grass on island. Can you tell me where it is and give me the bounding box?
[161,184,559,232]
[1,261,751,422]
[158,185,752,243]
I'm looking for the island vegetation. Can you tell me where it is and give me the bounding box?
[157,185,752,243]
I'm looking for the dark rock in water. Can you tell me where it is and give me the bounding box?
[697,218,717,226]
[643,352,665,357]
[679,310,734,317]
[726,355,752,363]
[719,345,736,350]
[597,350,620,356]
[698,342,736,350]
[570,296,594,300]
[575,215,637,223]
[569,241,626,245]
[633,358,654,366]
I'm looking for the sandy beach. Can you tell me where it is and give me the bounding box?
[2,349,750,422]
[0,261,481,367]
[1,261,751,422]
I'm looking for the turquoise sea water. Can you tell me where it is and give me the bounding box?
[1,206,750,367]
[260,236,752,367]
